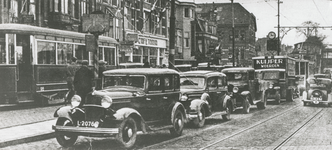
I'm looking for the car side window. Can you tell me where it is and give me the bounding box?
[149,76,162,92]
[164,75,173,91]
[249,71,255,80]
[208,77,217,90]
[218,76,227,87]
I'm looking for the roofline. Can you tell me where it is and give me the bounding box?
[0,24,118,44]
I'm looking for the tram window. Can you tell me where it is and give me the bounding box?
[57,43,74,64]
[37,41,56,64]
[75,45,88,62]
[0,34,5,64]
[8,34,15,64]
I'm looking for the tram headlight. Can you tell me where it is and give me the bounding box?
[71,95,81,107]
[101,96,112,108]
[233,87,239,93]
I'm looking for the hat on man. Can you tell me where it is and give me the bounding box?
[98,60,107,65]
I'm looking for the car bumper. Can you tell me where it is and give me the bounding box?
[52,125,118,136]
[302,99,332,105]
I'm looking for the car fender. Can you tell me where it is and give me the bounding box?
[171,102,187,123]
[189,99,208,111]
[241,91,250,96]
[53,106,73,122]
[222,95,232,108]
[113,107,142,120]
[200,93,210,101]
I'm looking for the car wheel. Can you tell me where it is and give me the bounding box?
[116,117,137,149]
[222,102,231,121]
[170,108,185,136]
[192,106,206,128]
[275,93,281,105]
[242,95,250,114]
[55,118,78,147]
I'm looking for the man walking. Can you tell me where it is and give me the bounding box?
[73,60,95,106]
[66,57,79,103]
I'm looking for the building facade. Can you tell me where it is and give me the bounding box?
[196,2,257,66]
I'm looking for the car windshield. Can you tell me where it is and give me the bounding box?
[103,76,145,89]
[180,77,205,89]
[262,72,279,79]
[225,73,247,80]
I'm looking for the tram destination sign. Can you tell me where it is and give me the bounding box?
[253,58,286,69]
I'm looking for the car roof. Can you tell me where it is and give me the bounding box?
[104,68,179,75]
[180,70,226,77]
[119,63,144,66]
[222,67,255,73]
[255,69,286,72]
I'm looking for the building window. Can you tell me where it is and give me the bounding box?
[81,0,86,15]
[184,8,189,17]
[61,0,68,14]
[184,32,189,48]
[104,47,115,65]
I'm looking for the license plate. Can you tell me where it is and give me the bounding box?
[77,121,99,127]
[311,97,322,101]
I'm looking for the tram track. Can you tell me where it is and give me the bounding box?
[142,102,301,150]
[272,108,325,150]
[198,106,324,150]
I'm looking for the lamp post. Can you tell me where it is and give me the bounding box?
[277,0,280,55]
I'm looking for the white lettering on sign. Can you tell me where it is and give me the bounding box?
[256,59,283,65]
[138,37,158,46]
[255,58,284,69]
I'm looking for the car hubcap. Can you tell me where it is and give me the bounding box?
[127,127,133,138]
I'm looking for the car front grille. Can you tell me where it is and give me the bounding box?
[84,106,105,121]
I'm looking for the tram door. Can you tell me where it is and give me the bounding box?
[16,35,33,97]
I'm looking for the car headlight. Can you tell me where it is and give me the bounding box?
[101,96,112,108]
[180,94,188,101]
[233,87,239,93]
[71,95,81,107]
[269,83,273,89]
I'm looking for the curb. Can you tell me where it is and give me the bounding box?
[0,132,55,148]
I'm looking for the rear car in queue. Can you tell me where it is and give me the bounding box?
[303,74,332,106]
[52,68,186,148]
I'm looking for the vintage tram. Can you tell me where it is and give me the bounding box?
[0,24,118,105]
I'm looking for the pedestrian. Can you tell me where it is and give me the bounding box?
[73,60,95,107]
[66,57,79,103]
[97,60,107,90]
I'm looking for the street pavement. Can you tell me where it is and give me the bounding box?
[2,101,332,149]
[0,103,63,148]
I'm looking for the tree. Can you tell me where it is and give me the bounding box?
[296,21,327,42]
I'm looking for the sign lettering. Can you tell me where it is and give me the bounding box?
[138,37,158,46]
[254,58,285,69]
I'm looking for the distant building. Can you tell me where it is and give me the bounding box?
[196,2,257,66]
[292,42,323,73]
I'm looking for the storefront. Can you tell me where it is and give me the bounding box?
[119,33,168,67]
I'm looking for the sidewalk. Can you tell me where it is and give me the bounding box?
[0,120,55,148]
[0,104,62,148]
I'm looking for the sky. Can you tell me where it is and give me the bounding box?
[181,0,332,46]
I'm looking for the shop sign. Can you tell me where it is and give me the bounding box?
[138,37,158,46]
[254,58,285,69]
[126,33,139,42]
[119,44,133,53]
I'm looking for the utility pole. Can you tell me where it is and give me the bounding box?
[277,0,280,55]
[169,0,175,69]
[231,0,235,66]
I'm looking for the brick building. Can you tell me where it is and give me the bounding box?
[196,2,257,66]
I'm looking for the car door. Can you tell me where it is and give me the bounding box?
[143,75,164,122]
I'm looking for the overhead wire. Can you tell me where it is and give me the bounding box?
[312,0,328,24]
